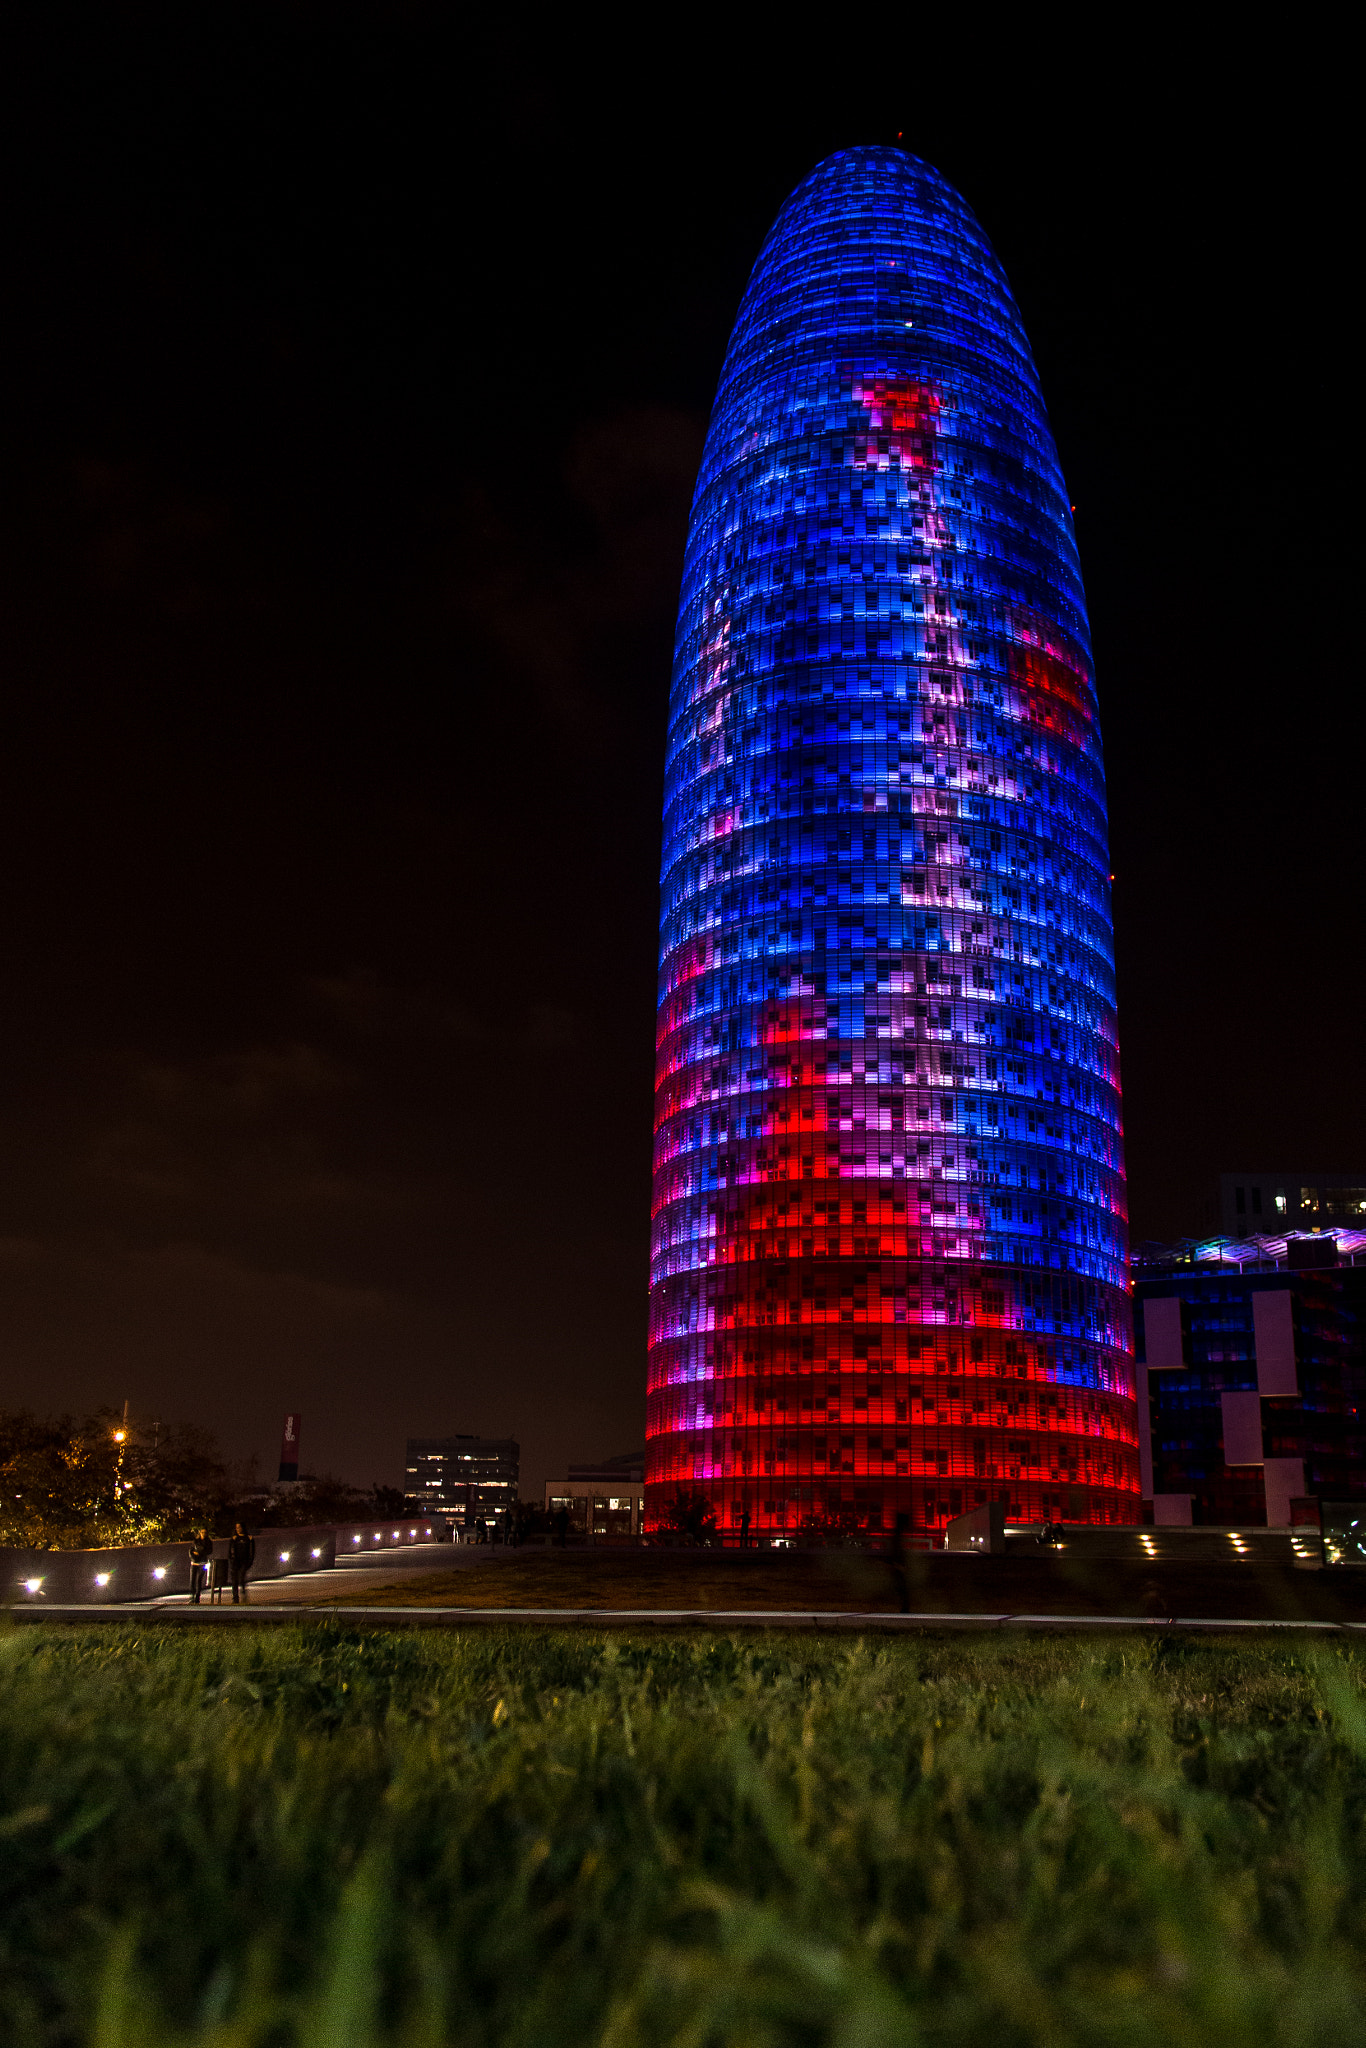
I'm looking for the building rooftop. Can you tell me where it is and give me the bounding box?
[1132,1228,1366,1275]
[566,1450,645,1483]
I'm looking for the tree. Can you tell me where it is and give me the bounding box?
[0,1409,118,1548]
[368,1485,420,1518]
[0,1407,232,1548]
[512,1500,551,1543]
[0,1406,422,1545]
[656,1487,717,1545]
[253,1478,422,1529]
[123,1421,232,1536]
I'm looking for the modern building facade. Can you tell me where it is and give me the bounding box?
[405,1435,519,1533]
[648,147,1136,1539]
[1205,1173,1366,1240]
[544,1452,646,1538]
[1134,1231,1366,1524]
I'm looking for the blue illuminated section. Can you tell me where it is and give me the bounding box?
[646,148,1137,1537]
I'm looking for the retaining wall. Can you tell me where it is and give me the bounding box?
[4,1513,448,1606]
[4,1542,192,1605]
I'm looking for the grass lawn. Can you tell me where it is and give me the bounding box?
[1,1622,1364,2046]
[323,1548,901,1610]
[315,1546,1366,1621]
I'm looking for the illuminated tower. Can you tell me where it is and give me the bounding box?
[647,147,1138,1538]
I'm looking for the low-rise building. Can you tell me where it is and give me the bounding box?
[1133,1231,1366,1526]
[544,1451,645,1538]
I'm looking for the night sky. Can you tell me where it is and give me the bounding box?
[0,15,1353,1497]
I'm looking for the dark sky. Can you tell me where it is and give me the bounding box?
[0,13,1352,1495]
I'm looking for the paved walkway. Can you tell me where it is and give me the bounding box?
[142,1542,507,1608]
[12,1604,1366,1633]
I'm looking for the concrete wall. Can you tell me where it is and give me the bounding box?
[332,1516,447,1560]
[5,1542,192,1605]
[248,1528,336,1580]
[3,1514,448,1605]
[945,1502,1005,1554]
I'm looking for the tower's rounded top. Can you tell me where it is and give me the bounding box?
[786,143,971,213]
[717,141,1039,428]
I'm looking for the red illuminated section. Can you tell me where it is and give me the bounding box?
[853,376,941,462]
[647,990,1138,1537]
[1004,607,1096,759]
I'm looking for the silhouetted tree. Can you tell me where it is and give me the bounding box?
[657,1487,717,1544]
[0,1406,428,1546]
[248,1478,422,1529]
[0,1407,232,1547]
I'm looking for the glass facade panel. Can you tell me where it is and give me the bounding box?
[647,148,1138,1537]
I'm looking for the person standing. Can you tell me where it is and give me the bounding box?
[228,1522,255,1604]
[189,1528,213,1605]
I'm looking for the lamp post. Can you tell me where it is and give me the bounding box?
[112,1398,129,1511]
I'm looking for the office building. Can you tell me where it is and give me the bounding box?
[405,1435,519,1532]
[648,147,1136,1538]
[1207,1173,1366,1240]
[1133,1232,1366,1523]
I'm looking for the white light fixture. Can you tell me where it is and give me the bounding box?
[279,1551,290,1562]
[311,1547,321,1558]
[152,1566,167,1580]
[95,1572,111,1587]
[24,1578,42,1594]
[352,1535,362,1544]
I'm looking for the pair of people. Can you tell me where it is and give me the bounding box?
[188,1524,255,1604]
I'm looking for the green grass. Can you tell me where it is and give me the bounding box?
[1,1624,1365,2046]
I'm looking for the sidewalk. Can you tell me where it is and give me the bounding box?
[11,1604,1366,1634]
[147,1542,503,1608]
